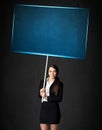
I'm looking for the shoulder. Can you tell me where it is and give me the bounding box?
[55,78,63,86]
[57,79,63,88]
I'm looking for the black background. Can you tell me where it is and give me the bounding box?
[1,0,101,130]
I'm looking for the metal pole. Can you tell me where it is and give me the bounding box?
[41,55,49,103]
[43,55,49,88]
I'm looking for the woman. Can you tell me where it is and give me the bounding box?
[39,64,63,130]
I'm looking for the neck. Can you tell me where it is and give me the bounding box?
[48,77,55,82]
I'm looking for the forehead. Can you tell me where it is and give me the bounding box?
[48,67,56,71]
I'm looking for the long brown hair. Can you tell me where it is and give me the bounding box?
[53,78,60,96]
[48,64,60,96]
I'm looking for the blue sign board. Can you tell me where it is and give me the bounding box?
[11,4,89,59]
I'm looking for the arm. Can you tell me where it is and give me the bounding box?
[47,82,63,102]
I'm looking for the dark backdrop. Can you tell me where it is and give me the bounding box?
[1,0,101,130]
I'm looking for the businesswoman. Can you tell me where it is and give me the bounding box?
[39,64,63,130]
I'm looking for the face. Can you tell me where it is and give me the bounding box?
[48,67,57,79]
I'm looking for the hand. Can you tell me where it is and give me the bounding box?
[40,88,46,98]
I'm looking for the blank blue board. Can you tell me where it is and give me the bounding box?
[11,4,89,59]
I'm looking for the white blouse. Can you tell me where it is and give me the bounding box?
[41,79,54,102]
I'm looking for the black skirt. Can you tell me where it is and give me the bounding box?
[40,102,61,124]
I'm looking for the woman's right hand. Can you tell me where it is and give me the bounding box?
[40,88,46,97]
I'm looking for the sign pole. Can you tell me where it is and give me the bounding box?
[43,55,49,88]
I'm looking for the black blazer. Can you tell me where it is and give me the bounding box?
[39,79,63,102]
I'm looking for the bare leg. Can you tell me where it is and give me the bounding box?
[40,124,49,130]
[50,124,58,130]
